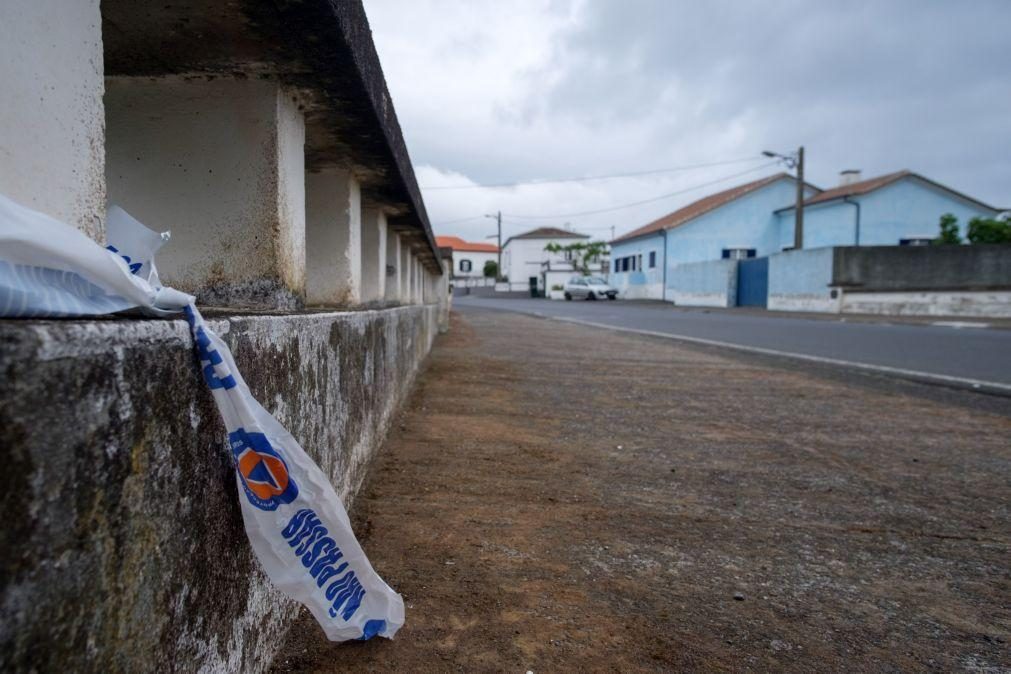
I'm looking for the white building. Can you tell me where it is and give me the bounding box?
[501,227,603,292]
[436,235,499,279]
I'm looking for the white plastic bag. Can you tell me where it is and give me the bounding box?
[0,193,404,641]
[0,194,192,316]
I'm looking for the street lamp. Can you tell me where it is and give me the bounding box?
[763,146,805,249]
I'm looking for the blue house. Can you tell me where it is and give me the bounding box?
[609,172,817,299]
[609,169,1002,301]
[775,170,1001,249]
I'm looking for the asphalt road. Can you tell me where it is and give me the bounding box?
[454,296,1011,390]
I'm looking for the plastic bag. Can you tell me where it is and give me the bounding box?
[0,194,192,316]
[0,193,404,641]
[185,303,404,640]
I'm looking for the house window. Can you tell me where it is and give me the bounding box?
[614,259,620,273]
[899,237,933,246]
[721,248,756,260]
[637,254,643,271]
[459,259,472,272]
[621,257,630,272]
[649,251,656,268]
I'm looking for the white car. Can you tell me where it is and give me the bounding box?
[563,276,618,301]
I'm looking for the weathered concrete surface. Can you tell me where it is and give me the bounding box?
[0,305,437,673]
[832,244,1011,292]
[0,0,106,242]
[274,307,1010,672]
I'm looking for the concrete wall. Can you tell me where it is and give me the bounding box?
[831,245,1011,292]
[667,259,738,307]
[106,77,306,309]
[0,0,106,241]
[305,169,361,306]
[767,247,839,312]
[0,305,438,673]
[610,234,664,299]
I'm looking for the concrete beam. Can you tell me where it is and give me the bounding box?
[306,168,362,306]
[0,0,105,241]
[105,76,306,309]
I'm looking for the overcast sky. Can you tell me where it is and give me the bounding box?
[365,0,1011,242]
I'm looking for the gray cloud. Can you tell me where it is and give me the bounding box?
[366,0,1011,240]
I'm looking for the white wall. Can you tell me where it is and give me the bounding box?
[305,168,361,305]
[0,0,106,241]
[451,250,497,278]
[502,237,588,291]
[106,77,306,306]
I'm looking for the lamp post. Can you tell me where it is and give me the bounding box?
[763,147,805,250]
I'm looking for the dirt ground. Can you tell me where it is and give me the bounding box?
[272,307,1011,673]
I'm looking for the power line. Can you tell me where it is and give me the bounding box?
[430,214,487,227]
[502,162,781,220]
[421,156,767,191]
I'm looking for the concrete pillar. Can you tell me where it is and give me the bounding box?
[385,228,401,302]
[360,208,387,303]
[105,77,305,309]
[305,168,361,306]
[1,0,105,241]
[399,239,410,302]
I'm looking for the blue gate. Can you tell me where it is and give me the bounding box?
[736,257,768,307]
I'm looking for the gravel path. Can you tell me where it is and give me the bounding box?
[273,307,1011,672]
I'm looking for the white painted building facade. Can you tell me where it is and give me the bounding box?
[501,227,593,292]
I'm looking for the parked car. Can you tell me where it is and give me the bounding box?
[564,275,618,300]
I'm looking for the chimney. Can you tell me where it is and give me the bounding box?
[839,169,862,186]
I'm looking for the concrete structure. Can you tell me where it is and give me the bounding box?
[0,307,439,673]
[436,235,498,279]
[667,259,739,307]
[768,245,1011,317]
[501,227,594,292]
[0,1,449,671]
[0,0,106,242]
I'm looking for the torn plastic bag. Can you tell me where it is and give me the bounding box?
[0,193,404,641]
[0,193,192,316]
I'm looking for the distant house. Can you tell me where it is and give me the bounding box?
[610,173,817,299]
[775,170,1002,248]
[501,226,596,292]
[435,235,499,278]
[609,169,1001,300]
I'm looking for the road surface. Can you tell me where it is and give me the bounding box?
[454,296,1011,391]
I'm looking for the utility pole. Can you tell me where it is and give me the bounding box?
[794,145,805,250]
[495,210,502,282]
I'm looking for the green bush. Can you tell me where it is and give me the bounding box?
[967,216,1011,244]
[483,260,498,278]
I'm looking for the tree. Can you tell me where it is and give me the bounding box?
[934,213,961,245]
[483,260,498,278]
[967,216,1011,244]
[544,240,609,274]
